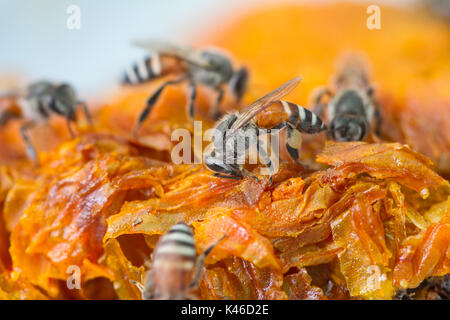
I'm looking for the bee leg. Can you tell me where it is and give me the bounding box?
[228,67,249,103]
[314,87,332,105]
[133,76,187,138]
[374,107,382,137]
[78,101,92,125]
[312,87,332,117]
[286,145,309,169]
[240,167,259,182]
[66,118,76,139]
[189,234,227,289]
[20,122,38,165]
[257,137,275,183]
[258,151,274,184]
[211,86,224,119]
[141,271,156,300]
[286,143,301,165]
[130,269,155,300]
[134,249,152,268]
[213,173,242,180]
[186,79,197,120]
[285,124,308,167]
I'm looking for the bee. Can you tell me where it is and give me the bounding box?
[0,81,91,163]
[311,54,381,142]
[425,0,450,22]
[124,40,249,138]
[203,76,326,181]
[394,275,450,300]
[131,222,226,300]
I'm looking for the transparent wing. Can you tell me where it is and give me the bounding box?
[132,39,211,68]
[0,88,24,99]
[227,76,303,136]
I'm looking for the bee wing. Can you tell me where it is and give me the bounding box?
[227,76,303,136]
[132,39,211,68]
[0,88,24,100]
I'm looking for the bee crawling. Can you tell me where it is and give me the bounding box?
[311,53,382,142]
[0,80,91,164]
[123,40,249,138]
[203,76,326,181]
[130,222,226,300]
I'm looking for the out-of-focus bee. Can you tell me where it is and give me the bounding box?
[311,54,381,142]
[425,0,450,22]
[131,222,226,300]
[123,40,249,138]
[203,76,326,181]
[0,81,91,163]
[394,275,450,300]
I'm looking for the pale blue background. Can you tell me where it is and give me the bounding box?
[0,0,416,97]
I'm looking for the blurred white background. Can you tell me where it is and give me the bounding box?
[0,0,420,97]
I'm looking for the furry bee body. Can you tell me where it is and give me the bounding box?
[0,80,90,164]
[204,99,325,180]
[123,41,248,137]
[132,222,225,300]
[313,54,381,141]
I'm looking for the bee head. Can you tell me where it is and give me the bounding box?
[330,115,367,141]
[201,50,233,77]
[53,84,77,121]
[228,67,249,102]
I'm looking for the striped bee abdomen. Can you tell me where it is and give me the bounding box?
[153,223,197,270]
[123,55,161,85]
[280,100,326,134]
[278,100,326,165]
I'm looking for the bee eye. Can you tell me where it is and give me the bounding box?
[229,67,248,101]
[201,51,216,66]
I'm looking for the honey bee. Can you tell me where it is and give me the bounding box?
[131,222,226,300]
[311,54,381,142]
[203,76,326,181]
[425,0,450,21]
[124,40,249,138]
[0,81,91,164]
[394,275,450,300]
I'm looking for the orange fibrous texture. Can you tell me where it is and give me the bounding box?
[0,132,447,299]
[0,3,449,300]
